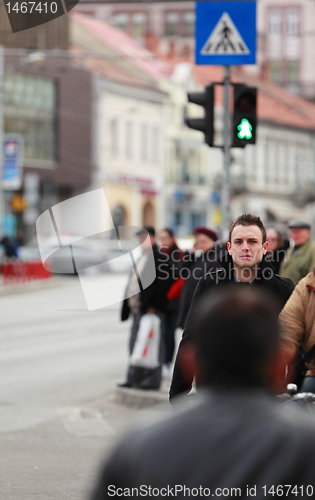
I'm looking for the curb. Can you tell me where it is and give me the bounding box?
[114,382,170,409]
[0,277,63,296]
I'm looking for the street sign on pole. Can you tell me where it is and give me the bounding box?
[1,135,23,190]
[195,1,256,66]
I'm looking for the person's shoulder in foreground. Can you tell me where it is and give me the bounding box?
[90,389,315,500]
[90,287,315,500]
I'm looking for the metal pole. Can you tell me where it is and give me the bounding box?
[0,47,4,234]
[221,65,231,240]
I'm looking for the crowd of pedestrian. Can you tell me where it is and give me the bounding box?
[92,213,315,500]
[117,215,315,394]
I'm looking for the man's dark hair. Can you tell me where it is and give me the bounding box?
[191,287,280,388]
[161,227,175,238]
[229,214,267,244]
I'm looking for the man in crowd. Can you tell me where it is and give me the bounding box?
[266,227,289,274]
[90,287,315,500]
[119,226,170,390]
[170,213,295,401]
[280,219,315,284]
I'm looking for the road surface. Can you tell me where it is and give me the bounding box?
[0,274,169,500]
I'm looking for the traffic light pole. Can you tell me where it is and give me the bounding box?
[221,65,231,240]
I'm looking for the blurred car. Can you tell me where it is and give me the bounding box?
[105,246,142,273]
[19,237,143,274]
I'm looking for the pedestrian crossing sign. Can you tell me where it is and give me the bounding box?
[196,1,256,65]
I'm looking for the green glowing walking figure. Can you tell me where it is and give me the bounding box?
[237,118,252,140]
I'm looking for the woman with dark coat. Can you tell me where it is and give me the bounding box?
[158,228,183,378]
[176,226,221,330]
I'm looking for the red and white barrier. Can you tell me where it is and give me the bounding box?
[1,260,51,285]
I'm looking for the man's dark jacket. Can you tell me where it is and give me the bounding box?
[176,247,221,329]
[121,244,171,321]
[91,388,315,500]
[170,253,295,401]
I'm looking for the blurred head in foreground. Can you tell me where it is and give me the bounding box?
[183,287,286,392]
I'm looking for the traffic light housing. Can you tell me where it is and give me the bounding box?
[232,84,257,147]
[185,84,214,147]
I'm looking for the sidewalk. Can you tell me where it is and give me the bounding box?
[83,380,172,439]
[85,380,171,421]
[0,276,63,296]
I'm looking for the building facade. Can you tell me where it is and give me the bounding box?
[69,9,315,238]
[2,54,93,241]
[75,0,315,101]
[93,77,166,231]
[75,0,195,58]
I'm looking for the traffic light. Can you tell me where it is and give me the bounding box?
[232,84,257,147]
[185,84,214,147]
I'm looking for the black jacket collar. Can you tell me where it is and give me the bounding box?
[217,252,276,281]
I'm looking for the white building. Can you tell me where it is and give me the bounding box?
[71,11,315,237]
[192,65,315,232]
[253,0,315,100]
[71,12,168,230]
[93,77,166,229]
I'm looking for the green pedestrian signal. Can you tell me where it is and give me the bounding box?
[237,118,252,140]
[232,84,257,147]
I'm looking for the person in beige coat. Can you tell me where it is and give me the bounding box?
[279,268,315,392]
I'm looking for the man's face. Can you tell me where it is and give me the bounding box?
[266,229,279,252]
[195,233,215,253]
[290,227,311,247]
[227,225,268,270]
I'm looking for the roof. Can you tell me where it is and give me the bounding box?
[70,12,315,131]
[70,12,172,82]
[70,45,161,91]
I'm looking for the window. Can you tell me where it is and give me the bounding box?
[268,9,282,35]
[165,12,179,36]
[112,205,126,227]
[286,8,300,36]
[286,61,299,85]
[183,11,195,36]
[4,72,56,162]
[269,61,281,84]
[110,119,119,157]
[267,6,301,86]
[181,157,189,184]
[125,122,133,159]
[151,126,159,163]
[113,13,128,32]
[132,13,146,41]
[190,213,206,233]
[141,124,148,162]
[174,211,182,227]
